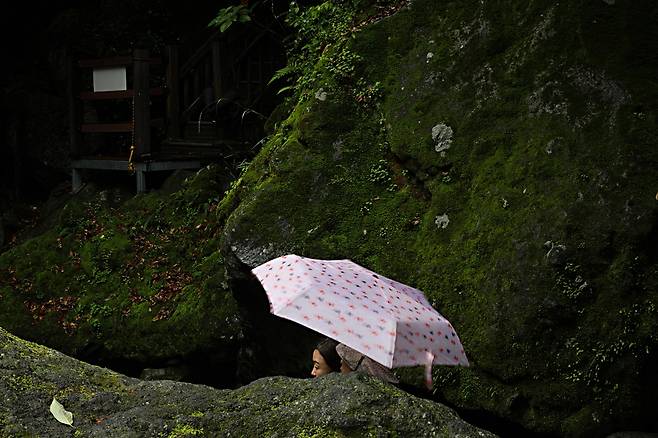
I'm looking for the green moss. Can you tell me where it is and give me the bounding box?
[167,424,204,438]
[295,426,345,438]
[0,165,241,364]
[5,374,58,394]
[220,0,658,436]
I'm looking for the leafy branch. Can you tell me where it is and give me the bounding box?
[208,4,255,33]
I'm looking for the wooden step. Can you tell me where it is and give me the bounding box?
[183,121,221,139]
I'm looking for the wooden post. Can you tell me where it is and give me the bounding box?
[72,168,82,193]
[193,69,201,106]
[211,40,223,99]
[166,45,180,139]
[133,49,151,157]
[8,117,20,198]
[182,77,190,118]
[136,167,146,193]
[66,53,81,158]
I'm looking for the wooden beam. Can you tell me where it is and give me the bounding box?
[71,159,130,170]
[72,159,201,172]
[78,56,161,68]
[8,118,20,197]
[136,168,146,193]
[72,168,82,192]
[166,45,181,138]
[67,53,82,157]
[78,57,132,68]
[211,40,223,99]
[133,49,151,156]
[79,88,164,100]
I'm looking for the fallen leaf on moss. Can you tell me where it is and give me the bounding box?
[49,397,74,427]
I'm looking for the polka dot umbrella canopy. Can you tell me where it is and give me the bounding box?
[252,254,469,376]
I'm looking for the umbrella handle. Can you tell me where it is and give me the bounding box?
[424,352,435,390]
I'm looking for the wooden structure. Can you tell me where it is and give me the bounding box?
[69,25,283,192]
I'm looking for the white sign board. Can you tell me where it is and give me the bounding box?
[93,67,127,92]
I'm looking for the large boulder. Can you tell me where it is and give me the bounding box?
[0,326,496,437]
[221,0,658,436]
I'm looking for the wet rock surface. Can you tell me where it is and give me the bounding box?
[0,327,496,437]
[221,0,658,436]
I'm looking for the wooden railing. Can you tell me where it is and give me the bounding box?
[171,29,225,132]
[168,24,280,142]
[70,23,282,163]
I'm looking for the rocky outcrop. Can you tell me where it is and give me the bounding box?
[0,326,496,437]
[221,0,658,436]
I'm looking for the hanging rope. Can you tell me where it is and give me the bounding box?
[127,97,136,174]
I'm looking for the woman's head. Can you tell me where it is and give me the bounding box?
[311,338,341,377]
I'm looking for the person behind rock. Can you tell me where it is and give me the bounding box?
[335,343,399,384]
[311,337,341,377]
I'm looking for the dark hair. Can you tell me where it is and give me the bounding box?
[316,338,341,372]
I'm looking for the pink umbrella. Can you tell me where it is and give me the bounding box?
[252,254,469,384]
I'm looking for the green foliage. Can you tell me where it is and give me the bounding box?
[275,2,359,99]
[368,159,391,185]
[355,79,383,107]
[325,43,362,79]
[208,4,253,32]
[274,1,401,108]
[0,165,240,364]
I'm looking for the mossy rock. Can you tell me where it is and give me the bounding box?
[222,0,658,436]
[0,326,496,437]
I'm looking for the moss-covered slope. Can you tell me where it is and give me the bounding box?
[222,0,658,436]
[0,169,240,370]
[0,326,496,437]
